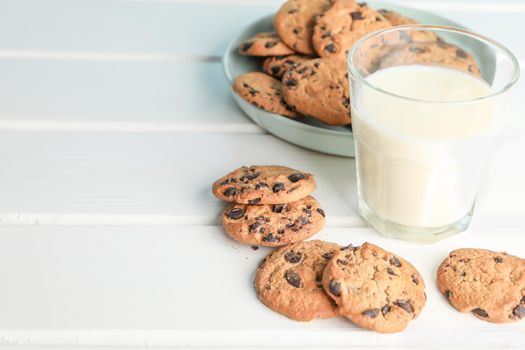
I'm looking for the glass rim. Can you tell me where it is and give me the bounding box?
[347,24,521,104]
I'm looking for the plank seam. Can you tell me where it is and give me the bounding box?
[93,0,525,12]
[0,51,522,68]
[0,50,221,63]
[0,213,367,227]
[0,120,265,134]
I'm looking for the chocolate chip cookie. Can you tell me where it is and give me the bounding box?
[263,54,311,79]
[212,165,316,204]
[281,58,351,125]
[437,248,525,323]
[255,240,341,321]
[312,1,391,59]
[232,72,299,118]
[238,32,295,56]
[379,41,481,76]
[322,243,426,333]
[223,195,326,247]
[274,0,334,55]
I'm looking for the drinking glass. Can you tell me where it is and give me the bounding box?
[348,25,520,243]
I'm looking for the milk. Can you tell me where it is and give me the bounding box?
[352,65,496,229]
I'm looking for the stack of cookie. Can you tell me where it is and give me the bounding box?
[232,0,480,126]
[212,165,326,246]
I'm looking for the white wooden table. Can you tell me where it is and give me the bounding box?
[0,0,524,348]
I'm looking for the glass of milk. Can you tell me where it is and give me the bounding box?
[348,25,519,243]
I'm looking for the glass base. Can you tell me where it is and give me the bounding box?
[358,198,474,244]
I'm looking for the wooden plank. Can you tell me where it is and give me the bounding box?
[0,131,522,227]
[0,59,521,129]
[0,59,261,131]
[0,0,523,59]
[0,225,522,347]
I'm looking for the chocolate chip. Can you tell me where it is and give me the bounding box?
[272,182,285,192]
[472,308,488,317]
[411,273,419,285]
[324,43,336,53]
[362,309,380,318]
[259,226,265,234]
[313,62,320,69]
[387,267,396,276]
[284,270,302,288]
[513,305,525,319]
[340,244,356,251]
[265,41,277,49]
[288,173,306,182]
[225,207,244,220]
[351,11,364,20]
[262,233,278,242]
[445,290,452,300]
[255,182,268,190]
[409,46,426,54]
[284,79,298,88]
[281,98,296,112]
[389,256,401,267]
[494,256,503,263]
[321,31,331,39]
[251,246,259,251]
[247,87,258,96]
[323,252,333,260]
[249,222,261,233]
[223,187,237,197]
[394,300,413,314]
[270,66,281,75]
[381,304,391,316]
[342,97,350,109]
[272,204,285,213]
[284,251,302,264]
[292,27,301,34]
[328,280,341,296]
[219,178,236,185]
[297,67,308,74]
[240,172,259,182]
[456,48,468,58]
[248,198,261,204]
[336,259,347,266]
[287,185,299,193]
[240,42,253,51]
[316,208,326,217]
[300,216,310,225]
[255,216,265,221]
[288,8,298,14]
